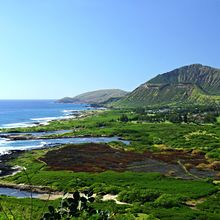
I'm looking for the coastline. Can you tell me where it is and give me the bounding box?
[0,100,92,129]
[0,109,89,130]
[0,181,57,194]
[0,150,24,177]
[0,107,105,179]
[0,107,103,132]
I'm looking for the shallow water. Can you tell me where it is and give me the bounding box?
[0,129,72,137]
[0,187,40,198]
[0,136,129,155]
[0,136,130,197]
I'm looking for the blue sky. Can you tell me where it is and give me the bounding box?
[0,0,220,99]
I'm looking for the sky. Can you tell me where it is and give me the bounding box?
[0,0,220,99]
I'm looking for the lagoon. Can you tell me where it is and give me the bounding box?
[0,136,129,155]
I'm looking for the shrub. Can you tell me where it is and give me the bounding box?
[153,194,181,208]
[118,189,160,204]
[119,114,129,123]
[114,213,136,220]
[41,190,110,220]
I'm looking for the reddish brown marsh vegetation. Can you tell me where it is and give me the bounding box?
[40,143,219,179]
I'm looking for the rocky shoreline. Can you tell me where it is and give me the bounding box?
[0,150,24,177]
[0,182,57,194]
[0,109,105,141]
[0,108,108,197]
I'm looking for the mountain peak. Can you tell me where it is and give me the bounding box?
[112,64,220,107]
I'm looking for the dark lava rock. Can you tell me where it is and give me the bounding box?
[0,150,24,177]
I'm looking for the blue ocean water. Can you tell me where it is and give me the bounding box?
[0,100,88,128]
[0,100,130,156]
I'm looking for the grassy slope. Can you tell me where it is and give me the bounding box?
[189,86,220,104]
[111,64,220,108]
[112,84,220,108]
[58,89,128,104]
[148,64,220,96]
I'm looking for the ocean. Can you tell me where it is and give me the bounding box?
[0,100,129,173]
[0,100,90,155]
[0,100,89,128]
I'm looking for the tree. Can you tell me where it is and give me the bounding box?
[119,114,129,122]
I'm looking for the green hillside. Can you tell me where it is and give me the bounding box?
[58,89,128,104]
[148,64,220,95]
[113,64,220,107]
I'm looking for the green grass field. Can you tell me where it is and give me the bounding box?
[2,109,220,159]
[1,109,220,219]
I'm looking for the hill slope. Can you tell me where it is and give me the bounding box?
[58,89,128,104]
[113,64,220,107]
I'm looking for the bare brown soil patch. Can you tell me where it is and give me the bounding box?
[149,149,209,167]
[40,143,146,172]
[39,143,219,179]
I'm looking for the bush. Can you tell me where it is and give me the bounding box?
[119,114,129,122]
[118,189,161,204]
[103,186,121,195]
[41,190,110,220]
[114,213,136,220]
[153,194,181,208]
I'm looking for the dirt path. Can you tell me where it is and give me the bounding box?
[102,194,128,205]
[184,197,206,210]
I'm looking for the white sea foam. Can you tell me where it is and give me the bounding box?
[1,122,37,129]
[0,147,15,155]
[31,117,58,121]
[62,109,81,114]
[1,114,75,128]
[31,115,75,123]
[1,106,83,129]
[0,137,128,156]
[17,142,46,151]
[2,115,75,129]
[0,142,47,155]
[1,116,69,129]
[0,139,10,155]
[0,138,10,144]
[62,110,75,113]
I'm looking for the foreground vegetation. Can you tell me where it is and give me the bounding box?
[1,106,220,219]
[1,164,220,219]
[1,189,220,219]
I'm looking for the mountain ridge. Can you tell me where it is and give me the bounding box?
[112,64,220,107]
[58,89,128,104]
[148,64,220,95]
